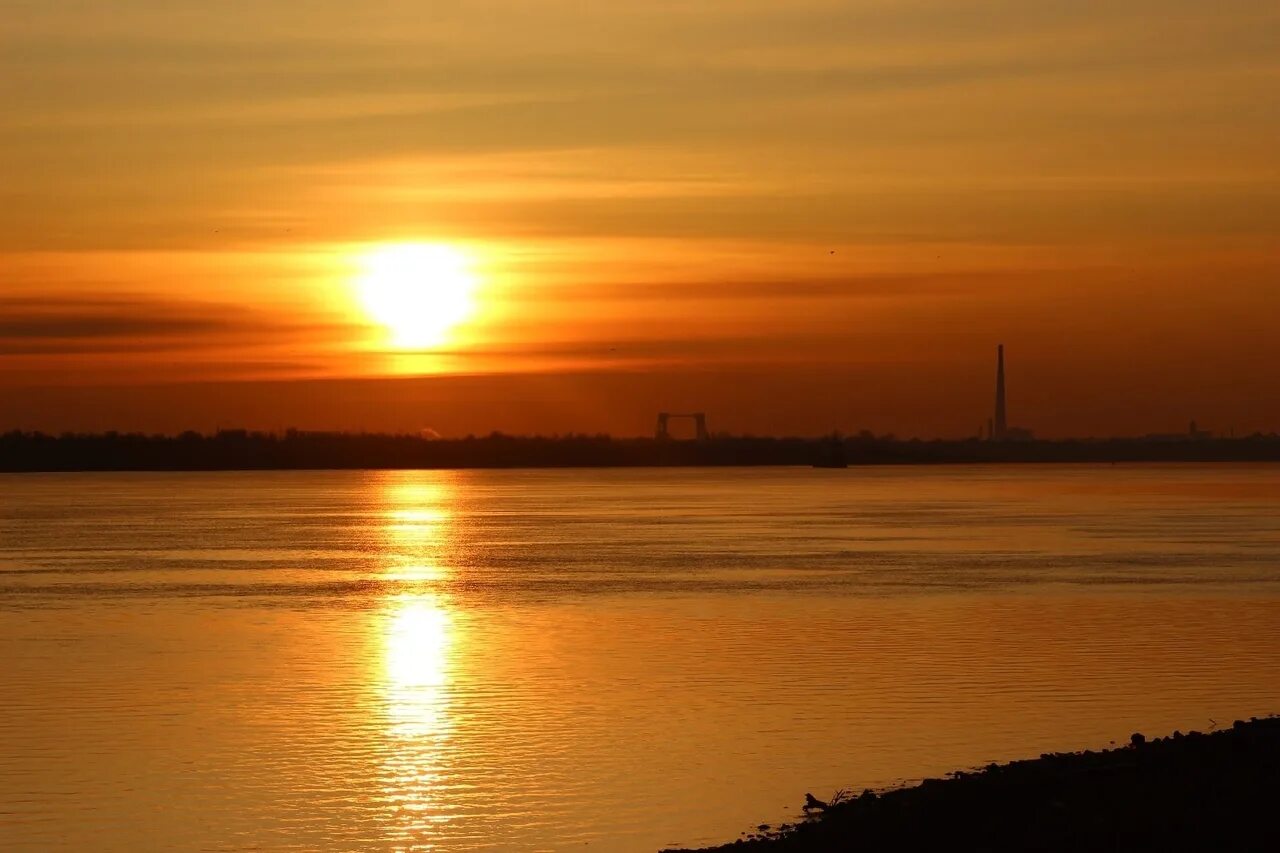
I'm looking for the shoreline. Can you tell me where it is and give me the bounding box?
[3,431,1280,473]
[665,717,1280,852]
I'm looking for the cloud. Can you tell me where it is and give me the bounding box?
[0,294,349,356]
[519,271,1029,305]
[0,296,235,339]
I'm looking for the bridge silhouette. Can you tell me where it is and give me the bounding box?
[654,412,709,441]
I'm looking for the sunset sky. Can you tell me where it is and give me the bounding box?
[3,1,1278,437]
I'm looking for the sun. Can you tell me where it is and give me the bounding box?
[355,243,479,349]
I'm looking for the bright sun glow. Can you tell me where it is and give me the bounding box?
[356,243,479,349]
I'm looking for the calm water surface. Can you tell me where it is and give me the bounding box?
[2,465,1279,851]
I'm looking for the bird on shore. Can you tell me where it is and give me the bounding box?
[804,793,828,812]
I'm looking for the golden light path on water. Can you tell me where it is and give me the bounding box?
[376,474,461,845]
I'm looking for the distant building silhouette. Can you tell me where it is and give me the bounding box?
[1188,420,1213,440]
[1144,420,1215,442]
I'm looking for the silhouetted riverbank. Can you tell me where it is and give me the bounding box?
[3,430,1280,472]
[666,717,1280,853]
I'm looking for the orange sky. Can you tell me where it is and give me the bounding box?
[3,1,1278,437]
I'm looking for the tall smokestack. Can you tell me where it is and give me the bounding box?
[993,344,1007,441]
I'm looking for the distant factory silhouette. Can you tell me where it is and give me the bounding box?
[982,344,1215,443]
[654,346,1041,443]
[986,344,1034,442]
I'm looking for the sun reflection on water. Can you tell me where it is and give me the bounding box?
[380,476,456,583]
[385,597,452,734]
[376,472,461,843]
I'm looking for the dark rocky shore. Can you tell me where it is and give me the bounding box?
[667,717,1280,853]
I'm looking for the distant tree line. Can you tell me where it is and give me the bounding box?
[1,429,1278,472]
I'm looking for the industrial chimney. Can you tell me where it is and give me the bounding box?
[993,344,1007,441]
